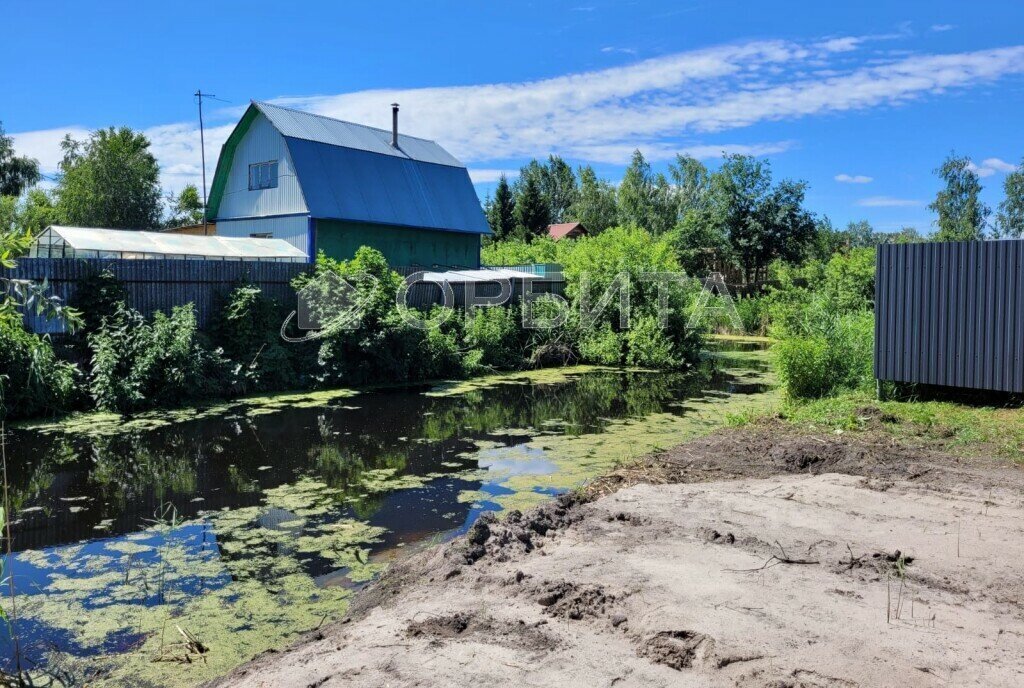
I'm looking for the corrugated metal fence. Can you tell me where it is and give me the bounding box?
[875,240,1024,393]
[4,259,568,334]
[6,258,309,333]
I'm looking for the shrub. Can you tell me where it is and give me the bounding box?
[625,315,678,368]
[773,309,874,399]
[0,316,79,419]
[578,322,623,365]
[212,284,295,393]
[464,305,525,370]
[89,303,226,413]
[734,295,769,336]
[73,267,127,334]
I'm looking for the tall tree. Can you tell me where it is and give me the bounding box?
[513,173,549,239]
[759,178,817,265]
[617,150,676,234]
[995,158,1024,239]
[56,127,163,229]
[844,220,876,248]
[709,154,771,281]
[568,165,618,234]
[485,174,516,240]
[165,183,205,228]
[929,153,990,241]
[0,121,41,197]
[669,154,711,217]
[517,156,578,224]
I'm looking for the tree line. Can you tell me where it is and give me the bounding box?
[0,121,204,236]
[485,149,1024,281]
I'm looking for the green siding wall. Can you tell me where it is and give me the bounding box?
[314,220,481,268]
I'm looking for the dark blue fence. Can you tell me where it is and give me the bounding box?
[875,240,1024,393]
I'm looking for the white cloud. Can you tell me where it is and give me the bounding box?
[9,37,1024,195]
[931,24,955,32]
[468,169,520,184]
[968,157,1019,177]
[835,173,873,184]
[858,196,923,207]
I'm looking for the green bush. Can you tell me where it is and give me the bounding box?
[773,309,874,399]
[625,315,678,367]
[212,284,295,393]
[0,316,79,419]
[578,322,623,365]
[734,295,769,336]
[464,305,525,370]
[89,303,226,414]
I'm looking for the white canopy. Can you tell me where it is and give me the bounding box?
[30,226,307,262]
[420,268,539,284]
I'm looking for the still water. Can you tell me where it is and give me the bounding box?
[1,347,772,685]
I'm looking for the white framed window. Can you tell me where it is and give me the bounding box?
[248,160,279,190]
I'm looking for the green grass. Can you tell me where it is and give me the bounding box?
[737,390,1024,463]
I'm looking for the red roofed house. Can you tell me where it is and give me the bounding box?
[547,222,587,240]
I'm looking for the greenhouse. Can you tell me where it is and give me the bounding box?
[29,225,308,262]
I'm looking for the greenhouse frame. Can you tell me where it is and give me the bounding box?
[29,226,308,263]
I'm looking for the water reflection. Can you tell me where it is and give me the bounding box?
[1,349,772,683]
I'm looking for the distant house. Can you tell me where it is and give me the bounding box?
[207,101,491,267]
[547,222,587,240]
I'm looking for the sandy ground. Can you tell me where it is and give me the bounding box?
[209,428,1024,688]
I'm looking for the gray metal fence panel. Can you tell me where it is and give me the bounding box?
[875,240,1024,393]
[4,258,309,333]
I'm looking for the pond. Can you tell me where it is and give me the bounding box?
[0,345,774,686]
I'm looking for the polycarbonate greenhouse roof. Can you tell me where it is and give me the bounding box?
[31,226,308,262]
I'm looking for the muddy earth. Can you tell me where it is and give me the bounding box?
[209,426,1024,687]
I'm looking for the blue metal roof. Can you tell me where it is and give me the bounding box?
[255,102,465,168]
[285,137,491,235]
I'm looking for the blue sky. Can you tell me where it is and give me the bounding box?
[3,0,1023,233]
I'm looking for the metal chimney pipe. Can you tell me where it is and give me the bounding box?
[391,103,399,147]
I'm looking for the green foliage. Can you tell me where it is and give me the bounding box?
[512,172,550,239]
[733,295,769,336]
[72,268,127,334]
[464,305,524,370]
[166,183,205,228]
[212,284,295,393]
[578,323,623,365]
[930,153,990,242]
[480,236,559,266]
[625,315,678,367]
[0,121,41,197]
[484,174,516,240]
[561,226,701,367]
[0,316,79,419]
[767,249,876,399]
[995,159,1024,239]
[519,156,578,224]
[57,127,163,230]
[617,150,675,235]
[772,310,874,399]
[89,303,226,414]
[568,166,617,234]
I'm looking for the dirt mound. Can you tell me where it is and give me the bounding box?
[533,580,616,620]
[637,630,716,670]
[406,611,556,652]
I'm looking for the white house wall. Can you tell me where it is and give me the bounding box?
[216,216,311,259]
[217,113,308,219]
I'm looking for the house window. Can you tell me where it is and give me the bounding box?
[248,161,278,190]
[250,232,273,239]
